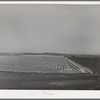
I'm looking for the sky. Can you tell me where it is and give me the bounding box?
[0,5,100,54]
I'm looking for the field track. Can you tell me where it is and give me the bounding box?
[0,55,93,73]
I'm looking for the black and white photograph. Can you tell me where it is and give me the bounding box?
[0,4,100,90]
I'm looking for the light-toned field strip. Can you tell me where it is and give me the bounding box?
[0,56,93,73]
[66,59,84,72]
[64,59,72,71]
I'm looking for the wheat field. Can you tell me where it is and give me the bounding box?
[0,55,92,74]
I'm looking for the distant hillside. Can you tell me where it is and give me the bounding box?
[0,52,100,58]
[0,52,99,73]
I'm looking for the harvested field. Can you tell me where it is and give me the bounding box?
[0,55,92,73]
[0,55,99,89]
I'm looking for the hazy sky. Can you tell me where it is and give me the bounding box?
[0,5,100,54]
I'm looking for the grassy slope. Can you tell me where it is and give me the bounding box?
[0,71,98,90]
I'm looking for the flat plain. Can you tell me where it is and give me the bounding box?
[0,54,99,90]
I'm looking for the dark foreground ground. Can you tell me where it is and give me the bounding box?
[0,71,99,90]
